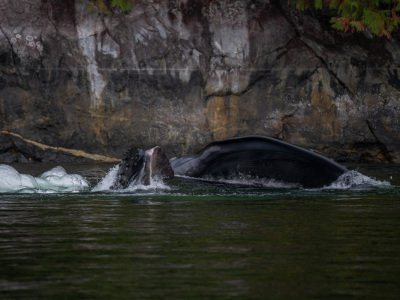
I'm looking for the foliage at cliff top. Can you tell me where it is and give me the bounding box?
[90,0,132,14]
[91,0,399,38]
[291,0,400,38]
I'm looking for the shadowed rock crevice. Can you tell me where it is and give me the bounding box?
[366,120,394,163]
[273,1,354,97]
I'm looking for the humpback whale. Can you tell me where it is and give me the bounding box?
[170,136,347,188]
[111,146,174,189]
[112,136,347,189]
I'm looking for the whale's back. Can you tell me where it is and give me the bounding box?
[171,136,347,188]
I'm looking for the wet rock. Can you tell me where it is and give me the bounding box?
[0,132,116,163]
[0,0,399,163]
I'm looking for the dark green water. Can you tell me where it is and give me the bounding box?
[0,164,399,299]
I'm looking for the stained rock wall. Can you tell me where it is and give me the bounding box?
[0,0,399,162]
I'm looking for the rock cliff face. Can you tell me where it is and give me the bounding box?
[0,0,399,162]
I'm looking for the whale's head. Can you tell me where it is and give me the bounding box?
[111,146,174,189]
[141,146,174,185]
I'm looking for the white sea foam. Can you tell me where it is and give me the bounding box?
[324,170,391,190]
[0,165,89,193]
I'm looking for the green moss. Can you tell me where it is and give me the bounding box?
[90,0,133,15]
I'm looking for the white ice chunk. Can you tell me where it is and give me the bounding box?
[40,166,68,178]
[0,164,89,193]
[0,165,23,192]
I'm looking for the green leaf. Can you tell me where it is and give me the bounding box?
[350,20,365,31]
[314,0,323,10]
[363,8,386,35]
[290,0,398,38]
[331,17,347,31]
[349,0,359,13]
[329,0,341,10]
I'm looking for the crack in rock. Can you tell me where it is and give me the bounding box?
[366,119,393,162]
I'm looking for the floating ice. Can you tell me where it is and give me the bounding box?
[39,166,89,191]
[324,170,391,190]
[0,165,89,193]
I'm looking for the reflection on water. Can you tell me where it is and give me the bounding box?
[0,164,399,299]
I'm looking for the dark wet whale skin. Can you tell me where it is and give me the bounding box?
[170,136,347,188]
[111,148,145,189]
[111,147,174,189]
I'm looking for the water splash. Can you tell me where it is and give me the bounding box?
[92,164,170,192]
[0,165,89,193]
[324,170,391,190]
[92,165,120,192]
[125,177,171,192]
[181,170,392,191]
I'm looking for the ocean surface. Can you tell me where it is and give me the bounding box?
[0,163,399,299]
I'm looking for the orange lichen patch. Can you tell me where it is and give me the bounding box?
[88,105,130,145]
[311,88,336,113]
[0,130,120,162]
[206,95,239,140]
[89,107,107,145]
[310,81,341,139]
